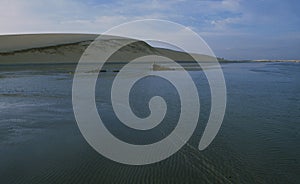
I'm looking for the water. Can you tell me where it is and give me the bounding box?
[0,62,299,183]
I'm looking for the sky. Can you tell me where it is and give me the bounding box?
[0,0,299,60]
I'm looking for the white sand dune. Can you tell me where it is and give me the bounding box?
[0,33,216,65]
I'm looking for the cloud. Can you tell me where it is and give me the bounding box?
[0,0,179,34]
[220,0,240,11]
[211,17,241,30]
[0,0,244,34]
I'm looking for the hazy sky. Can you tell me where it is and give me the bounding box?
[1,0,299,60]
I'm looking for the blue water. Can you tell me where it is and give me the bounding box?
[0,62,299,183]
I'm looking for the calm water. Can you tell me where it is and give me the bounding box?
[0,62,299,184]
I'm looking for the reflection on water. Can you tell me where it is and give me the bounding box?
[0,62,299,183]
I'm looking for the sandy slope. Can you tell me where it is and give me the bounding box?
[0,34,98,52]
[0,33,215,65]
